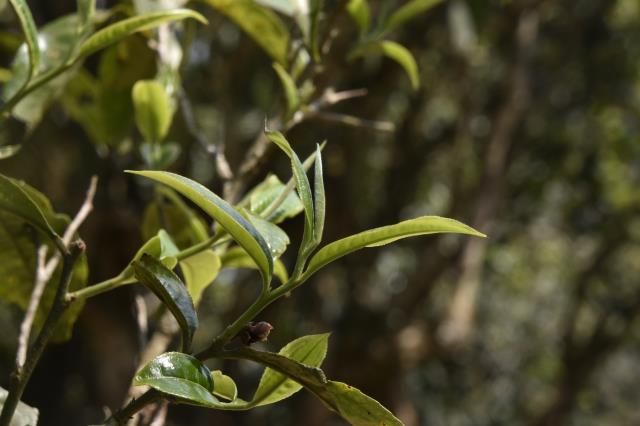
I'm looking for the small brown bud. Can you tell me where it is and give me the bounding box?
[240,321,274,345]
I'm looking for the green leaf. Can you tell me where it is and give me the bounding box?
[128,170,273,285]
[220,246,289,284]
[0,145,21,159]
[251,333,329,407]
[226,346,403,425]
[7,0,39,90]
[254,0,294,15]
[180,250,221,306]
[266,131,316,265]
[384,0,444,32]
[272,62,300,119]
[0,173,61,242]
[134,352,216,404]
[351,40,420,90]
[211,370,238,401]
[77,8,207,59]
[133,254,198,352]
[303,216,486,279]
[246,212,290,260]
[132,79,174,143]
[313,144,325,246]
[0,385,39,426]
[77,0,96,34]
[346,0,370,34]
[202,0,290,65]
[244,174,304,224]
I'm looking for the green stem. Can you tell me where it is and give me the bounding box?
[0,241,84,426]
[65,273,131,303]
[105,389,162,425]
[1,63,73,115]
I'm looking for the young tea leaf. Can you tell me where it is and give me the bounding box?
[351,40,420,90]
[346,0,370,34]
[384,0,444,32]
[180,249,221,306]
[302,216,486,279]
[313,144,325,246]
[211,370,238,401]
[8,0,40,90]
[221,246,290,284]
[133,254,198,352]
[128,170,273,285]
[0,145,21,160]
[246,212,290,260]
[272,62,300,119]
[132,79,174,143]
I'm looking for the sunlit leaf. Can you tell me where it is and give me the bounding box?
[211,370,238,401]
[180,250,221,306]
[384,0,444,32]
[351,40,420,90]
[133,254,198,352]
[134,352,215,404]
[246,212,290,260]
[132,79,174,143]
[302,216,486,279]
[346,0,370,34]
[128,171,273,285]
[272,62,300,119]
[243,175,304,224]
[7,0,40,90]
[202,0,290,65]
[220,246,289,284]
[0,145,20,159]
[251,333,329,407]
[313,144,325,246]
[77,8,207,59]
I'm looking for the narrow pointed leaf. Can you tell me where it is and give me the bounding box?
[0,145,21,159]
[180,250,221,306]
[0,174,60,241]
[202,0,290,65]
[8,0,39,88]
[385,0,444,32]
[266,131,316,261]
[272,62,300,119]
[77,9,207,59]
[134,352,215,404]
[351,40,420,90]
[313,144,325,245]
[346,0,370,34]
[251,333,329,407]
[133,254,198,352]
[303,216,486,279]
[211,370,238,401]
[128,170,273,284]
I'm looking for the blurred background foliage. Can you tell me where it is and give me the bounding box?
[1,0,640,425]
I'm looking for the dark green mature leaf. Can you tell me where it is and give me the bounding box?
[133,254,198,352]
[211,370,238,401]
[351,41,420,90]
[132,79,174,143]
[77,8,207,59]
[180,250,221,306]
[303,216,486,279]
[266,131,316,263]
[0,174,61,241]
[272,62,300,119]
[251,334,329,407]
[202,0,290,65]
[313,144,325,246]
[128,171,273,285]
[346,0,370,34]
[384,0,444,32]
[225,346,403,425]
[7,0,39,90]
[220,246,289,284]
[134,352,216,404]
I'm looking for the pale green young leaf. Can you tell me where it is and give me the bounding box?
[244,175,304,224]
[77,0,96,34]
[251,333,329,407]
[0,145,21,159]
[346,0,370,34]
[246,212,290,260]
[220,246,289,284]
[132,79,174,143]
[303,216,485,279]
[128,171,273,285]
[313,144,325,246]
[211,370,238,401]
[134,254,198,352]
[351,40,420,90]
[180,250,221,306]
[77,9,207,59]
[385,0,444,32]
[202,0,290,65]
[272,62,300,119]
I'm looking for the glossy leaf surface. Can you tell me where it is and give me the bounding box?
[180,250,221,306]
[303,216,485,279]
[128,170,273,284]
[202,0,290,65]
[133,254,198,352]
